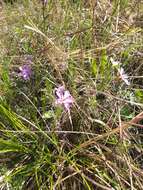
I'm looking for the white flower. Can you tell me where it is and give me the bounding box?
[110,57,120,66]
[118,67,130,85]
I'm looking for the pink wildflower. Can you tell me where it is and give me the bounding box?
[118,67,130,85]
[55,86,74,111]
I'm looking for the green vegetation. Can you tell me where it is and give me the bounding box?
[0,0,143,189]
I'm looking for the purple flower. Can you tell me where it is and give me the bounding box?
[19,65,32,80]
[55,86,74,111]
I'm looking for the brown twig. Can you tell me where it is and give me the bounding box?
[78,111,143,149]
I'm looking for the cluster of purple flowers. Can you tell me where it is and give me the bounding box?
[18,64,74,111]
[19,65,32,80]
[18,57,130,113]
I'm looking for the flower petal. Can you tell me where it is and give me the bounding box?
[54,86,74,111]
[118,67,130,85]
[55,86,65,98]
[19,65,32,80]
[110,58,120,66]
